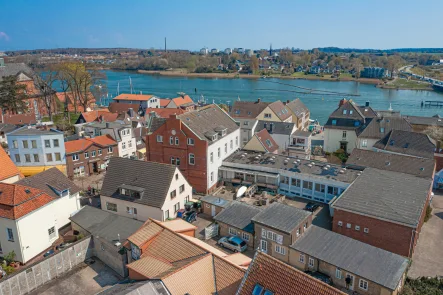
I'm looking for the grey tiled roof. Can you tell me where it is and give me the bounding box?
[178,105,239,145]
[293,130,311,137]
[16,168,81,198]
[290,226,409,290]
[325,100,377,129]
[373,130,435,158]
[256,120,295,135]
[252,202,311,234]
[7,127,61,136]
[347,149,435,179]
[214,201,262,233]
[286,98,309,118]
[70,205,143,244]
[357,117,412,139]
[0,124,19,134]
[0,63,33,81]
[332,168,431,227]
[404,115,443,127]
[230,101,270,119]
[200,195,231,208]
[101,157,177,208]
[268,101,292,121]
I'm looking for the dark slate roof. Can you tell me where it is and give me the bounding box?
[347,149,435,179]
[332,168,431,227]
[357,117,412,139]
[0,63,34,81]
[0,124,19,134]
[148,117,167,133]
[253,129,279,153]
[101,157,177,208]
[404,115,443,127]
[290,226,409,290]
[373,130,436,158]
[252,202,311,234]
[214,201,262,233]
[16,168,81,198]
[178,104,239,145]
[200,195,231,208]
[70,206,143,244]
[357,105,378,118]
[286,98,309,118]
[268,101,292,121]
[293,130,311,137]
[328,100,366,120]
[325,100,377,129]
[324,118,364,130]
[230,100,270,119]
[256,121,295,135]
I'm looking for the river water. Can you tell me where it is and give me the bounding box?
[101,70,443,124]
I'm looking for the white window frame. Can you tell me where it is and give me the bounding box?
[169,136,173,145]
[299,253,305,263]
[92,150,96,157]
[242,232,250,241]
[229,228,237,236]
[106,202,117,212]
[364,228,369,233]
[108,146,113,153]
[346,223,352,229]
[361,139,368,147]
[261,228,267,238]
[308,257,315,268]
[189,153,195,165]
[359,279,369,291]
[157,135,163,142]
[72,154,79,161]
[187,138,194,145]
[355,225,360,231]
[175,137,179,145]
[6,228,14,242]
[336,268,342,279]
[48,226,56,240]
[275,245,286,255]
[210,152,213,163]
[338,221,343,227]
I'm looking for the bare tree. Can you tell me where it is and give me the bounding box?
[33,65,58,121]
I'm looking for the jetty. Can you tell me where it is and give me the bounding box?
[421,100,443,107]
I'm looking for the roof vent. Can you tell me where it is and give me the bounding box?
[420,167,425,171]
[255,156,259,160]
[342,168,347,171]
[311,162,315,165]
[293,161,298,164]
[296,159,301,163]
[284,160,288,164]
[25,189,31,194]
[286,158,290,161]
[339,169,345,174]
[357,172,362,176]
[326,164,331,168]
[241,154,246,158]
[385,161,390,166]
[307,164,313,168]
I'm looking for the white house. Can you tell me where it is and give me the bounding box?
[0,168,81,263]
[100,157,193,221]
[112,93,160,109]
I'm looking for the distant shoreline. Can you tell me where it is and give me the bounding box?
[136,70,381,85]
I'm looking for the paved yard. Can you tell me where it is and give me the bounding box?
[408,193,443,278]
[73,173,105,192]
[284,197,332,230]
[30,258,122,295]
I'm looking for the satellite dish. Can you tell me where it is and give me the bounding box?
[237,186,248,198]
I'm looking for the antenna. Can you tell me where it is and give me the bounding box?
[117,82,120,96]
[129,77,133,94]
[165,37,167,52]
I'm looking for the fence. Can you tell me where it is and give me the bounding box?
[0,236,92,295]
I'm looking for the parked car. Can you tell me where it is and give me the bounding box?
[182,211,197,223]
[304,202,320,212]
[305,271,332,285]
[43,249,55,258]
[217,236,247,253]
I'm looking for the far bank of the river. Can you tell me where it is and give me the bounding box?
[137,70,381,85]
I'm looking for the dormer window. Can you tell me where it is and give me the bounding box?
[349,110,353,115]
[343,110,347,115]
[380,127,385,133]
[204,131,218,141]
[119,185,143,199]
[214,126,227,137]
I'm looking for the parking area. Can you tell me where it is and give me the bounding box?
[30,258,122,295]
[408,193,443,278]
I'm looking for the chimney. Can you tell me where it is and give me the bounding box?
[105,122,110,128]
[128,108,135,118]
[286,99,290,104]
[365,101,370,107]
[257,98,261,103]
[338,98,347,107]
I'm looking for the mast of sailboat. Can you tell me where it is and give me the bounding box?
[129,77,133,94]
[117,82,120,96]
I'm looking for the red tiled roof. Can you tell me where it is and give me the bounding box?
[145,108,185,118]
[113,94,154,101]
[171,95,194,107]
[55,92,96,112]
[65,135,117,154]
[0,183,56,219]
[159,99,170,107]
[255,128,279,153]
[2,113,36,125]
[108,102,140,114]
[78,110,117,123]
[0,146,22,181]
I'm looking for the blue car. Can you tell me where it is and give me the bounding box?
[217,236,247,252]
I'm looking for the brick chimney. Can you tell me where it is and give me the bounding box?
[257,98,261,103]
[338,98,347,107]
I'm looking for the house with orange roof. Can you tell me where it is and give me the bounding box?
[243,128,279,154]
[0,146,23,183]
[164,94,196,111]
[65,135,118,178]
[0,182,81,263]
[113,93,160,109]
[74,109,118,125]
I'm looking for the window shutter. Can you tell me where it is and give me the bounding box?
[276,234,283,245]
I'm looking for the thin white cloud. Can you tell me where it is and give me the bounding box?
[0,32,9,41]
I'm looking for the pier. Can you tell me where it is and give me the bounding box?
[421,100,443,107]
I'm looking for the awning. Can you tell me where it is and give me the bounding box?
[18,165,67,177]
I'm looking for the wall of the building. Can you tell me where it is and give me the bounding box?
[100,195,163,221]
[0,174,21,184]
[356,138,380,150]
[161,167,193,220]
[256,106,283,122]
[201,202,224,217]
[66,143,117,178]
[92,236,128,277]
[243,135,266,153]
[324,128,357,153]
[218,222,254,248]
[56,192,81,227]
[237,119,257,147]
[270,133,291,152]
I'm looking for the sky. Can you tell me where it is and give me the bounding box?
[1,0,442,51]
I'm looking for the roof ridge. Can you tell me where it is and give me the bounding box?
[161,253,211,280]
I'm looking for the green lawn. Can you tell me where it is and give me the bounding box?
[42,112,80,125]
[388,78,431,89]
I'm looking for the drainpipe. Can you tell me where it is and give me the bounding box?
[408,228,418,257]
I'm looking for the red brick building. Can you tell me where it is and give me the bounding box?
[146,105,240,193]
[331,168,432,257]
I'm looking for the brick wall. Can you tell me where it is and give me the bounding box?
[66,143,117,178]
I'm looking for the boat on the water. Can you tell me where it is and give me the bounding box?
[432,83,443,92]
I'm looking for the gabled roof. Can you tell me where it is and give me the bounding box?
[16,168,81,198]
[2,113,37,125]
[230,100,270,119]
[252,202,311,234]
[325,100,377,129]
[170,95,194,108]
[76,110,117,124]
[0,183,56,219]
[113,93,154,101]
[332,168,431,227]
[0,123,19,134]
[101,157,178,208]
[286,98,309,118]
[159,99,170,107]
[214,201,262,233]
[347,149,435,179]
[237,251,346,295]
[108,102,142,114]
[328,100,367,120]
[0,62,33,81]
[0,146,22,182]
[145,108,185,118]
[290,226,409,290]
[177,104,239,145]
[373,130,436,158]
[357,116,412,139]
[253,129,279,153]
[403,115,443,127]
[267,101,292,121]
[255,120,295,135]
[65,135,117,154]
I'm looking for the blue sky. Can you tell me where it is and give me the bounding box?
[1,0,442,51]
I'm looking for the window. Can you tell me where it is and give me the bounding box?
[171,157,176,165]
[189,153,195,165]
[185,195,190,203]
[359,279,368,291]
[108,146,113,153]
[364,228,369,233]
[336,268,342,279]
[25,154,31,162]
[380,127,385,133]
[176,158,180,166]
[55,153,61,161]
[45,140,51,148]
[128,141,132,148]
[291,178,301,187]
[174,202,180,213]
[31,140,37,148]
[179,184,185,193]
[175,137,179,145]
[72,154,79,161]
[74,166,85,177]
[230,140,233,149]
[243,121,249,126]
[299,253,305,263]
[12,140,18,149]
[7,228,14,242]
[229,228,237,235]
[98,149,102,155]
[267,231,277,241]
[53,139,59,147]
[308,257,315,267]
[302,181,313,190]
[33,154,39,162]
[170,190,177,199]
[122,142,126,150]
[224,143,227,153]
[315,183,325,193]
[260,239,267,252]
[235,136,238,146]
[175,173,178,180]
[210,172,214,182]
[338,221,343,227]
[332,119,337,126]
[157,135,163,142]
[346,223,351,229]
[22,140,28,149]
[355,225,360,231]
[328,186,339,195]
[264,113,272,118]
[187,138,194,145]
[210,152,213,163]
[46,153,53,162]
[275,245,286,255]
[265,139,272,148]
[169,136,173,145]
[342,131,347,139]
[106,202,117,212]
[361,139,368,147]
[48,226,56,240]
[304,223,307,230]
[343,109,347,115]
[164,210,169,220]
[349,110,353,115]
[218,148,221,158]
[252,284,264,295]
[242,232,250,241]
